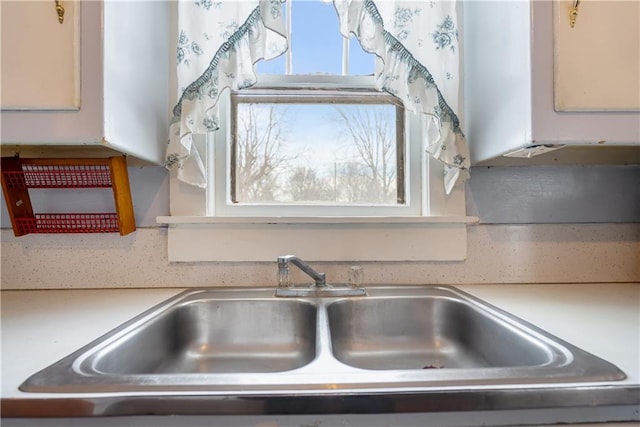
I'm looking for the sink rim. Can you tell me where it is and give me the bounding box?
[20,285,627,394]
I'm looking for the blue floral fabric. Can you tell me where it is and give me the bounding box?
[333,0,469,193]
[166,0,469,194]
[166,0,286,187]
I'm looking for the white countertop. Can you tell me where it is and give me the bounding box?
[1,283,639,423]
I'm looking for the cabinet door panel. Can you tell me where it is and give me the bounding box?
[554,0,640,111]
[1,0,79,110]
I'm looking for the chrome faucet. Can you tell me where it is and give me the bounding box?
[278,255,327,288]
[275,255,366,297]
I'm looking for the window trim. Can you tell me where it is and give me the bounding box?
[157,215,476,262]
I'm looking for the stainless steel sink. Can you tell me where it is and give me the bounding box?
[21,286,625,394]
[327,297,556,370]
[90,299,317,375]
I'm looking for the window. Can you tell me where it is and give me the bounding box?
[211,0,423,217]
[213,87,427,217]
[161,0,474,262]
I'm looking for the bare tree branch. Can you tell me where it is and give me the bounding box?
[334,105,397,203]
[236,104,291,202]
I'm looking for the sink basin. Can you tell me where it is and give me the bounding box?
[327,297,555,370]
[90,299,317,375]
[21,286,625,394]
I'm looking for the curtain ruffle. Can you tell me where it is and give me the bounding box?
[166,0,287,187]
[333,0,470,194]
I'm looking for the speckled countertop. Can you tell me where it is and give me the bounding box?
[1,283,639,425]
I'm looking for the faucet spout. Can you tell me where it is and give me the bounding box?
[277,255,326,288]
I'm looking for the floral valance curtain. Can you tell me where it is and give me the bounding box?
[166,0,469,194]
[166,0,287,187]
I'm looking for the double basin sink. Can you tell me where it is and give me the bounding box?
[21,285,625,394]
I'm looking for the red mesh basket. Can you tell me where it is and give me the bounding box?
[1,157,135,236]
[2,164,112,189]
[15,213,120,234]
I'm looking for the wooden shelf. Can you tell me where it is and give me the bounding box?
[1,156,135,236]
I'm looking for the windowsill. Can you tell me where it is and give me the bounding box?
[157,216,478,262]
[157,215,478,225]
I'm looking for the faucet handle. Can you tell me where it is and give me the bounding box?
[277,258,292,288]
[348,266,364,289]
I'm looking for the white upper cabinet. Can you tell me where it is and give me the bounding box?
[463,0,640,165]
[0,1,169,165]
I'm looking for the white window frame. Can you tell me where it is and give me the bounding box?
[212,77,421,218]
[158,1,476,263]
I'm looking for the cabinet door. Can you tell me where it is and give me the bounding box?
[1,0,80,110]
[554,0,640,111]
[1,1,105,145]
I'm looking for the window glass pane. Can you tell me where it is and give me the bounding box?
[348,37,375,75]
[291,1,342,75]
[256,55,286,75]
[255,1,375,76]
[233,102,399,205]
